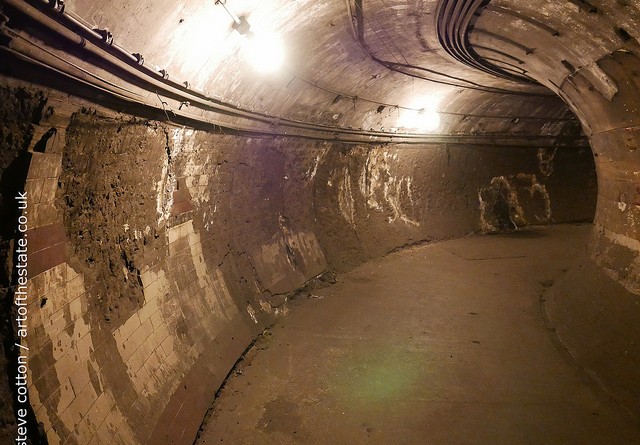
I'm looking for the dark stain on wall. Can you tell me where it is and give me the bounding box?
[59,115,166,325]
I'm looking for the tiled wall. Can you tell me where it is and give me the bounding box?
[22,111,329,445]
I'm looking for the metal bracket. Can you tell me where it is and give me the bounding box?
[133,53,144,66]
[48,0,65,13]
[94,28,113,45]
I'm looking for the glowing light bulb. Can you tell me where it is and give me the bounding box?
[398,96,442,133]
[419,108,441,132]
[404,108,441,132]
[243,32,285,73]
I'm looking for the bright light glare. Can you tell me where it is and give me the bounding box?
[398,97,442,132]
[401,108,441,132]
[243,32,285,73]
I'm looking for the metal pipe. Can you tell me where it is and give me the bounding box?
[3,0,285,123]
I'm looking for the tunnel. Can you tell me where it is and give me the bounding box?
[0,0,639,443]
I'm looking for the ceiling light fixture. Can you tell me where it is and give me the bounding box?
[215,0,285,73]
[398,97,442,133]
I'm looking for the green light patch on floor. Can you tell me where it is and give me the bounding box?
[326,345,422,405]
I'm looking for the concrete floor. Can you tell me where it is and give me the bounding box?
[195,225,640,445]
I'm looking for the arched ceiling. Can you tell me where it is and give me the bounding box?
[10,0,637,142]
[55,0,576,136]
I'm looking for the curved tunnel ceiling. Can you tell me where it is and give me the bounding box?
[1,0,591,143]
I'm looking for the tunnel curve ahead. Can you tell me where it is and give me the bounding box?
[0,1,638,444]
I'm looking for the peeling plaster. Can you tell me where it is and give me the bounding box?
[478,174,551,232]
[537,147,557,178]
[156,154,176,225]
[247,305,258,324]
[618,192,628,212]
[156,127,193,225]
[358,149,419,226]
[338,166,356,227]
[521,174,552,222]
[385,176,420,226]
[259,300,273,314]
[306,150,328,180]
[274,305,290,317]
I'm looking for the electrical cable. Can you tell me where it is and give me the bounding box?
[8,0,574,139]
[342,0,554,97]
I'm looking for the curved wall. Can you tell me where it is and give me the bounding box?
[0,77,595,444]
[6,0,640,443]
[470,0,640,420]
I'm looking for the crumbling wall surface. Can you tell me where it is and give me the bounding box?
[0,85,596,445]
[24,112,329,445]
